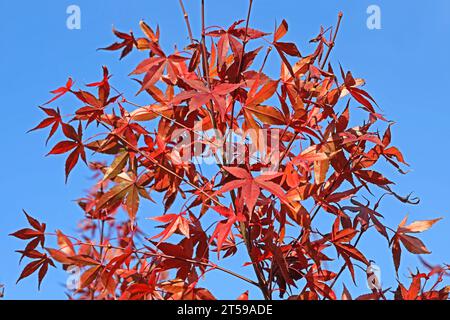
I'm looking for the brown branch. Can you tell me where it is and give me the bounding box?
[124,99,224,153]
[320,12,343,70]
[178,0,194,43]
[225,8,274,294]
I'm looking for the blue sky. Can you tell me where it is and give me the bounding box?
[1,0,449,300]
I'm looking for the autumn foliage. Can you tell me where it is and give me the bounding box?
[11,1,449,300]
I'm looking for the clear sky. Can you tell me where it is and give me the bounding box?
[1,0,449,300]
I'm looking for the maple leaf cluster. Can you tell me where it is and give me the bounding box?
[11,2,449,300]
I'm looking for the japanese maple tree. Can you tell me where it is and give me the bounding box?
[12,1,449,300]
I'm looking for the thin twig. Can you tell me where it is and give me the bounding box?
[200,0,211,87]
[228,0,255,142]
[47,235,260,288]
[178,0,194,42]
[320,12,343,70]
[97,119,224,208]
